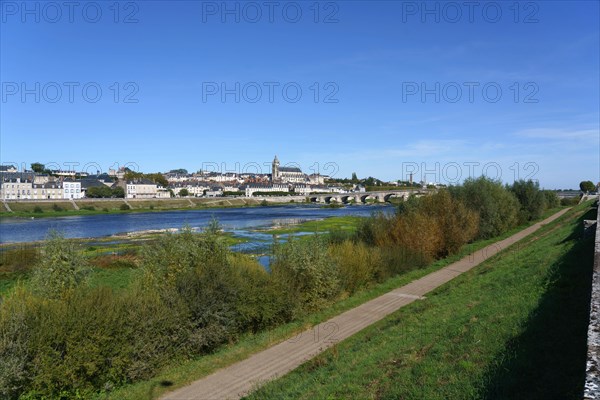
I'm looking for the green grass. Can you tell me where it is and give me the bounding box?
[88,267,140,291]
[267,216,364,235]
[97,206,573,400]
[245,203,594,400]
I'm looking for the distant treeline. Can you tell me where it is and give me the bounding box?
[0,178,570,399]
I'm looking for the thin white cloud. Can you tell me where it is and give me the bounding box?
[514,128,599,141]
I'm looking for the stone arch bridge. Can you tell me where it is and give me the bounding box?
[309,190,428,204]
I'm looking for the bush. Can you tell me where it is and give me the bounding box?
[561,197,580,206]
[0,286,35,400]
[85,186,112,198]
[509,180,547,223]
[52,204,64,212]
[449,177,520,239]
[0,247,39,274]
[0,285,187,399]
[271,236,340,317]
[120,203,130,211]
[81,205,95,211]
[387,190,479,259]
[29,231,90,299]
[543,190,560,209]
[330,240,381,294]
[32,206,43,214]
[355,212,391,246]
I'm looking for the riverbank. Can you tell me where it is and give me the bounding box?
[0,213,379,295]
[245,204,593,399]
[0,196,308,219]
[102,205,577,400]
[1,203,391,245]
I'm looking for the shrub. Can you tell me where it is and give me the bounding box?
[271,236,340,317]
[355,212,391,246]
[120,203,131,211]
[0,286,36,400]
[387,190,479,259]
[32,206,43,214]
[0,285,187,399]
[52,204,64,212]
[543,190,560,208]
[449,176,520,239]
[561,197,580,206]
[0,247,39,274]
[29,231,90,299]
[509,180,547,223]
[81,205,95,211]
[140,226,228,288]
[330,240,382,294]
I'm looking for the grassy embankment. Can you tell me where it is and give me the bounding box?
[246,202,595,399]
[0,197,282,218]
[99,205,571,400]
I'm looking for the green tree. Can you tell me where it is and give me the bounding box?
[30,231,90,299]
[30,163,45,173]
[580,180,595,193]
[510,180,547,222]
[85,186,112,198]
[147,173,169,187]
[542,190,560,208]
[449,177,520,239]
[179,188,190,197]
[112,186,125,198]
[351,172,358,183]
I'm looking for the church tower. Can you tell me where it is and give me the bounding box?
[272,155,280,182]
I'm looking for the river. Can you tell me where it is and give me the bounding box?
[0,204,393,244]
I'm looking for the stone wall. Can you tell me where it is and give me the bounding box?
[585,202,600,399]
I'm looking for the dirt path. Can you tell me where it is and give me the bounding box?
[162,208,571,400]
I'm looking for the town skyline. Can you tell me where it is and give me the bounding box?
[0,156,589,190]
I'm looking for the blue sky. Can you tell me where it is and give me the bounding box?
[1,0,598,189]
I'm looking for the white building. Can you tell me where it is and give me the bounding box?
[245,183,289,197]
[126,179,170,199]
[32,182,62,200]
[63,180,83,199]
[308,174,327,185]
[1,177,34,200]
[309,185,343,194]
[293,184,312,195]
[205,186,224,197]
[171,181,212,197]
[205,172,241,183]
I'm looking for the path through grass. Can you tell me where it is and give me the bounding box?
[245,204,594,399]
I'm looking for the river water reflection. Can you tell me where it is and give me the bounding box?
[0,204,394,245]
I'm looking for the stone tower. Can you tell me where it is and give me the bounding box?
[272,155,279,182]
